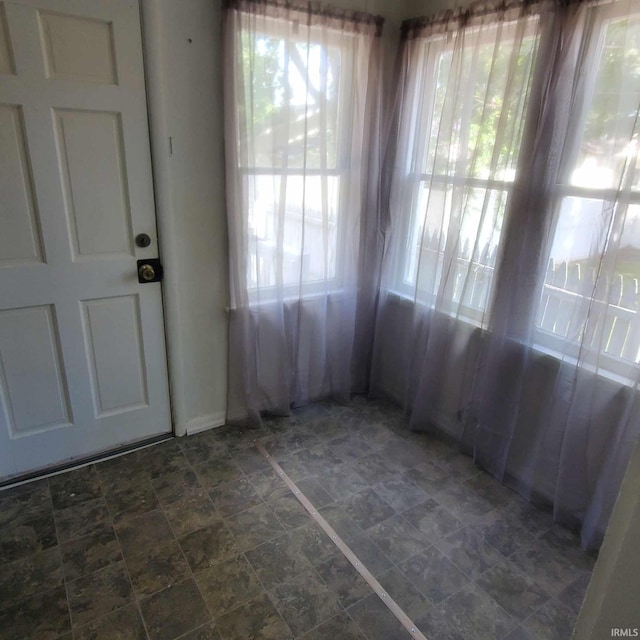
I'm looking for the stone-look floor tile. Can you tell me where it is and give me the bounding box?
[49,466,102,510]
[315,554,371,608]
[398,547,469,604]
[476,560,550,621]
[247,468,286,501]
[557,572,591,614]
[209,477,261,517]
[504,626,540,640]
[434,484,495,524]
[291,445,344,476]
[295,478,333,508]
[178,621,222,640]
[378,567,431,620]
[344,533,394,577]
[422,582,515,640]
[325,435,372,464]
[317,504,362,540]
[309,420,350,443]
[195,553,263,617]
[0,546,64,610]
[347,593,411,640]
[436,452,481,482]
[61,526,122,580]
[140,578,211,640]
[539,527,596,572]
[115,510,174,558]
[523,598,576,640]
[126,539,191,598]
[375,437,427,471]
[245,533,313,588]
[230,447,271,475]
[55,498,112,543]
[366,514,429,564]
[179,520,239,571]
[73,604,146,640]
[350,453,396,485]
[464,472,517,509]
[216,592,292,640]
[373,475,431,513]
[152,469,202,507]
[404,461,454,494]
[509,537,585,596]
[288,521,341,567]
[298,611,367,640]
[0,586,70,640]
[224,503,284,551]
[401,498,461,543]
[0,513,57,563]
[341,488,396,530]
[471,506,536,557]
[179,433,228,466]
[510,501,555,538]
[267,490,311,529]
[269,569,342,636]
[435,526,504,579]
[163,490,220,537]
[95,455,148,494]
[414,606,467,640]
[210,424,263,454]
[67,560,134,627]
[0,483,52,527]
[105,481,159,523]
[0,478,48,501]
[315,464,369,502]
[139,440,189,479]
[277,454,311,482]
[193,458,244,491]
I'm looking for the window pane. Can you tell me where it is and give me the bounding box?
[538,199,640,363]
[422,24,538,180]
[409,183,505,314]
[570,15,640,190]
[239,33,342,170]
[247,174,339,288]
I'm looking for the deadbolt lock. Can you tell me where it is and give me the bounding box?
[137,259,163,284]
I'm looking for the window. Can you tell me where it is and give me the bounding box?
[235,18,364,297]
[391,19,539,321]
[535,7,640,374]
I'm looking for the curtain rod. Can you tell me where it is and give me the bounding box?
[225,0,385,34]
[401,0,594,37]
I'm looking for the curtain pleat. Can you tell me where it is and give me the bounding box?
[372,0,640,549]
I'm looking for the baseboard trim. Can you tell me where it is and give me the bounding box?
[185,411,226,436]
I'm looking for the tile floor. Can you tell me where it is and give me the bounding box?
[0,398,596,640]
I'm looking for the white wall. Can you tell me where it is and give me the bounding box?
[142,0,229,435]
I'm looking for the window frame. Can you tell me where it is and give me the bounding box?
[236,17,363,300]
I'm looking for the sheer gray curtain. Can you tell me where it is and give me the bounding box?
[373,0,640,548]
[223,0,384,423]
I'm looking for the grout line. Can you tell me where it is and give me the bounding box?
[254,440,429,640]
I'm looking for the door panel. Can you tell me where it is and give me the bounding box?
[0,5,13,75]
[0,305,71,436]
[0,104,43,264]
[39,11,117,84]
[0,0,171,480]
[82,295,148,416]
[54,108,134,259]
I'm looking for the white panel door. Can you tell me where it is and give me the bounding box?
[0,0,171,480]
